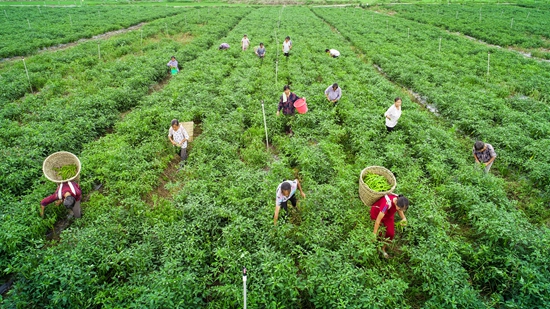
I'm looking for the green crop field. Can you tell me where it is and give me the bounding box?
[1,3,549,308]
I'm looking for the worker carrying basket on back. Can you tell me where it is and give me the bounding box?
[40,151,82,219]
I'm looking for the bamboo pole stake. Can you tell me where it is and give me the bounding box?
[27,18,31,29]
[487,52,491,76]
[22,58,33,93]
[439,37,442,52]
[97,42,101,59]
[510,17,514,28]
[261,101,269,151]
[242,268,247,309]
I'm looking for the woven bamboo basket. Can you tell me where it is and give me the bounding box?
[181,121,194,142]
[42,151,81,183]
[359,166,396,206]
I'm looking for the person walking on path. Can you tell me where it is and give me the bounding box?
[168,119,190,166]
[277,85,304,135]
[40,181,82,218]
[273,179,306,225]
[255,43,266,58]
[384,97,402,132]
[371,194,409,258]
[325,48,340,58]
[219,43,230,50]
[241,34,250,51]
[324,83,342,105]
[473,141,497,173]
[282,36,292,57]
[167,56,179,73]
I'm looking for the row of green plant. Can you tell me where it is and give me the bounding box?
[374,4,550,57]
[0,6,250,282]
[0,6,187,58]
[314,7,550,200]
[5,5,547,308]
[3,5,549,308]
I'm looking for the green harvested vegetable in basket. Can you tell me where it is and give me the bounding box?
[53,164,78,180]
[363,172,391,192]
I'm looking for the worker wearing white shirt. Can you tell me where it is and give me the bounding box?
[324,83,342,105]
[384,97,402,132]
[325,48,340,58]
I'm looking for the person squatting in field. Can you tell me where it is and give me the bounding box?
[282,36,292,57]
[277,85,304,135]
[168,119,190,166]
[473,141,497,173]
[324,83,342,106]
[241,34,250,51]
[273,179,306,225]
[167,56,179,73]
[325,48,340,58]
[371,194,409,258]
[384,97,402,132]
[219,43,230,50]
[40,181,82,219]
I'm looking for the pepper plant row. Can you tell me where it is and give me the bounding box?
[314,7,550,197]
[0,5,182,58]
[376,3,550,58]
[0,6,250,282]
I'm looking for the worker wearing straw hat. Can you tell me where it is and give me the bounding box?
[40,181,82,219]
[371,194,409,258]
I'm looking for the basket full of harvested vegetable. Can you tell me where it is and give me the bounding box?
[359,166,396,206]
[42,151,81,183]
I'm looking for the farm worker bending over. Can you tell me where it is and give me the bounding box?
[241,34,250,51]
[277,85,304,135]
[219,43,230,50]
[473,141,497,173]
[325,48,340,58]
[40,181,82,219]
[167,56,179,73]
[255,43,266,58]
[384,97,402,132]
[324,83,342,105]
[371,194,409,258]
[168,119,190,166]
[274,179,306,225]
[282,36,292,57]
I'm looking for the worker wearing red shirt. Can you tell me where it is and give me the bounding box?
[370,193,409,258]
[40,181,82,218]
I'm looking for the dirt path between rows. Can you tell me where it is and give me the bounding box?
[1,22,147,63]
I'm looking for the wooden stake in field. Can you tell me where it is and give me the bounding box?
[140,29,143,46]
[487,52,491,76]
[510,18,514,29]
[261,101,269,151]
[69,15,73,27]
[407,27,410,38]
[242,268,247,309]
[527,12,530,19]
[97,42,101,59]
[4,10,7,17]
[22,58,33,93]
[27,18,31,29]
[439,37,442,52]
